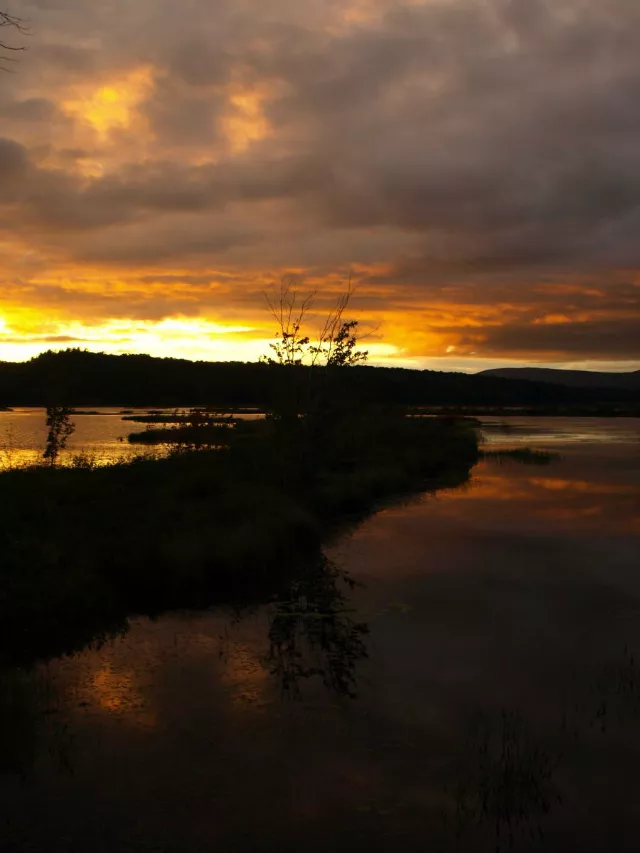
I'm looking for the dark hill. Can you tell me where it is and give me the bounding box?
[479,367,640,392]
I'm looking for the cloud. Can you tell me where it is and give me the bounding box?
[467,317,640,361]
[1,0,639,365]
[3,97,57,122]
[0,137,30,182]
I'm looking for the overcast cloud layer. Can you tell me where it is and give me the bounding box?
[0,0,639,367]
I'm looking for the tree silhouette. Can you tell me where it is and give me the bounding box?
[1,9,27,71]
[43,406,76,465]
[263,276,368,368]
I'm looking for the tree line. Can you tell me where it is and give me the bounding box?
[0,348,635,408]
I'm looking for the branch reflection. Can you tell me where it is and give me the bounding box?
[267,555,369,699]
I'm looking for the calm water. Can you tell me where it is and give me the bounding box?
[0,407,263,468]
[1,418,639,851]
[0,408,160,468]
[2,408,639,469]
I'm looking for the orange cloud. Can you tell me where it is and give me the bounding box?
[1,0,640,370]
[61,66,154,139]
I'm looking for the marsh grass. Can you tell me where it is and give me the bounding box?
[482,448,561,466]
[593,645,640,733]
[450,709,561,851]
[0,409,478,668]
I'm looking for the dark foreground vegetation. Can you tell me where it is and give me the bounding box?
[0,290,484,669]
[0,403,478,670]
[481,447,560,465]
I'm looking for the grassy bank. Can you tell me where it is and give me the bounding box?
[481,448,560,465]
[0,413,478,668]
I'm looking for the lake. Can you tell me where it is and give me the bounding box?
[1,407,639,469]
[0,407,263,468]
[0,407,159,468]
[1,417,639,851]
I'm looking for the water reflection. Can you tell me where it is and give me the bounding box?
[0,667,73,778]
[1,422,639,852]
[0,408,163,469]
[481,416,640,448]
[2,411,639,471]
[267,557,369,699]
[0,407,265,469]
[333,451,639,580]
[0,554,371,778]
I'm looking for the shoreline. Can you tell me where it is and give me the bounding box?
[0,416,479,670]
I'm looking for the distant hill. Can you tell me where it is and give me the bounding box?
[0,349,637,409]
[479,368,640,392]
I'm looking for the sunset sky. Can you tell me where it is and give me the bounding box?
[1,0,639,371]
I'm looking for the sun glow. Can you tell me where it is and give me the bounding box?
[62,67,153,138]
[0,316,266,363]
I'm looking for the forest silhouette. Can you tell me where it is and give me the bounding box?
[0,349,636,411]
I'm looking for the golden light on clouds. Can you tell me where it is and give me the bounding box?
[62,67,154,138]
[1,0,639,370]
[222,87,272,153]
[1,265,635,369]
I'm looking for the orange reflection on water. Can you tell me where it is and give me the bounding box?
[220,642,270,711]
[79,663,157,728]
[530,477,639,495]
[340,457,640,580]
[536,505,604,521]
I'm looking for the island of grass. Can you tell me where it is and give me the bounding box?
[0,407,479,668]
[482,448,560,465]
[122,408,261,424]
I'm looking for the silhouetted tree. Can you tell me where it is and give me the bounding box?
[263,276,368,369]
[1,9,27,70]
[43,406,75,465]
[261,278,370,485]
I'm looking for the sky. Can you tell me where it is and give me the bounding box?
[1,0,639,371]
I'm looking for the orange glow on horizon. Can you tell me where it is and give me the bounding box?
[1,3,638,375]
[0,248,638,369]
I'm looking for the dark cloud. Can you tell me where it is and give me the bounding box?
[3,97,57,121]
[36,43,98,75]
[167,38,234,88]
[468,317,640,361]
[140,75,224,148]
[73,215,260,264]
[2,0,639,363]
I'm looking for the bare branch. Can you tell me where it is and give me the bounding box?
[263,270,366,370]
[263,277,317,366]
[1,9,29,71]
